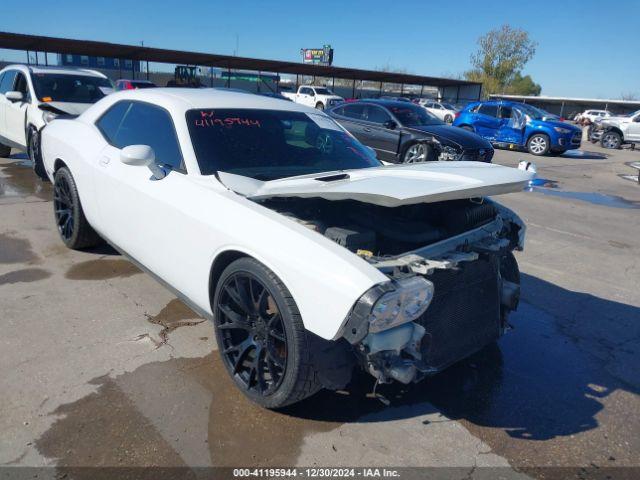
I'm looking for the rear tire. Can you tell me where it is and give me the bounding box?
[0,143,11,157]
[213,257,322,408]
[444,114,453,123]
[53,167,101,249]
[315,102,325,110]
[526,133,550,156]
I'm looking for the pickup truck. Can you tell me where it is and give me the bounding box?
[281,85,343,110]
[589,110,640,149]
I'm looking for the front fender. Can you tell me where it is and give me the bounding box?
[196,191,390,340]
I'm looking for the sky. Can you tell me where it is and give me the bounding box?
[2,0,639,99]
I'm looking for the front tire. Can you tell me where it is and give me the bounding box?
[213,257,321,408]
[53,167,101,249]
[28,128,47,181]
[601,131,622,149]
[526,134,550,156]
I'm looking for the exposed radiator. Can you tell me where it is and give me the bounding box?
[417,255,501,371]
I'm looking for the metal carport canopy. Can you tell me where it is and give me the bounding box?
[0,31,479,88]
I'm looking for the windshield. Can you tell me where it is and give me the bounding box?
[388,104,444,126]
[187,109,381,180]
[32,73,112,103]
[314,87,333,95]
[517,104,547,120]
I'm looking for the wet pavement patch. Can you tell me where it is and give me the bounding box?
[144,299,205,346]
[0,160,52,200]
[0,267,50,285]
[0,233,38,264]
[35,374,190,474]
[528,187,640,209]
[65,259,142,280]
[528,178,559,188]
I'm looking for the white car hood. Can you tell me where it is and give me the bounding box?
[42,102,94,116]
[218,161,534,207]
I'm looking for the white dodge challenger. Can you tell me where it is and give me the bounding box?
[41,88,533,408]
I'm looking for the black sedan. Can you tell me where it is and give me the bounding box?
[327,99,493,163]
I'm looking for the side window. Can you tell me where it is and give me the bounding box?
[498,106,512,119]
[0,70,17,94]
[478,104,498,117]
[341,104,365,120]
[14,73,29,97]
[97,101,184,171]
[365,105,391,124]
[96,101,131,144]
[331,106,345,116]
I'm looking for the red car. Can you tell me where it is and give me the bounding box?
[114,79,157,91]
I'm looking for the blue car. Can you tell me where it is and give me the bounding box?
[453,101,582,156]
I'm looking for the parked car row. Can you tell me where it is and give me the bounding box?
[0,65,535,409]
[327,99,494,163]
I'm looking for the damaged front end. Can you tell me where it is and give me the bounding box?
[340,201,524,386]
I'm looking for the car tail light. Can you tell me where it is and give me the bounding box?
[455,111,461,119]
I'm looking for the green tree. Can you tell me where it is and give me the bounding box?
[465,25,540,97]
[507,73,542,96]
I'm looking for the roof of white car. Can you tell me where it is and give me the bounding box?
[1,64,107,78]
[109,88,319,113]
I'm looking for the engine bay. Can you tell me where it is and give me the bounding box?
[259,196,499,257]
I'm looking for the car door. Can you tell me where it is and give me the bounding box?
[495,105,525,145]
[93,100,196,283]
[0,70,18,145]
[361,104,401,161]
[332,103,367,143]
[626,113,640,142]
[4,71,30,148]
[474,103,501,140]
[298,87,314,107]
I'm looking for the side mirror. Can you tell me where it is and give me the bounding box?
[120,145,166,179]
[383,120,397,130]
[6,91,23,102]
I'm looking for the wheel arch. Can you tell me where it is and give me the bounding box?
[53,158,68,172]
[208,249,250,311]
[604,126,624,138]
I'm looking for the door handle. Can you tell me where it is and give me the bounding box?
[99,156,110,166]
[362,127,372,132]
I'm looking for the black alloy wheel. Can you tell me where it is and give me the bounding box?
[53,172,75,242]
[217,271,288,395]
[53,167,101,249]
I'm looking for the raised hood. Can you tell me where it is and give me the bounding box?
[218,161,534,207]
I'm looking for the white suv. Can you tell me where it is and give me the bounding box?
[419,100,458,123]
[578,109,612,123]
[0,65,112,178]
